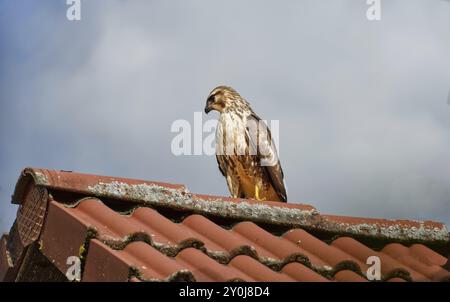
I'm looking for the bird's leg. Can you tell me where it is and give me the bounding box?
[255,184,266,201]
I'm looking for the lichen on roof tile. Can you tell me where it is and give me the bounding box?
[321,218,449,242]
[87,181,320,227]
[32,171,49,186]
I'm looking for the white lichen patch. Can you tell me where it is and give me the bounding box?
[32,171,49,186]
[87,181,320,227]
[323,221,449,242]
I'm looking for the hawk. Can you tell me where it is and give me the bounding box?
[204,86,287,202]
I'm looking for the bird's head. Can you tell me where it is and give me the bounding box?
[204,86,248,114]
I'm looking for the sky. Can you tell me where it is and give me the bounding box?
[1,0,450,233]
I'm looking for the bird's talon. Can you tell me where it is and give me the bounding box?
[255,185,266,201]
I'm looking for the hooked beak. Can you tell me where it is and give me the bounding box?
[204,96,214,114]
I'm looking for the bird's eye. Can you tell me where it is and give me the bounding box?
[207,95,215,103]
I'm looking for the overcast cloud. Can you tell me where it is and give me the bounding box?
[1,0,450,233]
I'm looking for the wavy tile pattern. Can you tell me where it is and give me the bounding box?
[4,168,449,282]
[42,199,450,282]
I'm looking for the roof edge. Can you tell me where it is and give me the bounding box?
[10,167,450,245]
[320,215,450,243]
[11,167,186,204]
[11,167,50,204]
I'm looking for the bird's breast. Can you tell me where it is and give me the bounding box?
[216,113,248,156]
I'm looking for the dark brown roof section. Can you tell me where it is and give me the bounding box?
[0,234,12,281]
[1,167,449,282]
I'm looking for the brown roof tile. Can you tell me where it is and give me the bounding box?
[1,167,450,282]
[386,277,408,282]
[333,270,367,282]
[0,235,13,281]
[281,262,329,282]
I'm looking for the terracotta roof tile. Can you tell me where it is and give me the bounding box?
[175,248,247,281]
[381,243,450,281]
[408,244,448,266]
[1,167,450,282]
[386,277,408,282]
[280,262,330,282]
[283,229,367,270]
[333,270,367,282]
[331,237,419,280]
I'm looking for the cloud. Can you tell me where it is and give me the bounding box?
[1,0,450,232]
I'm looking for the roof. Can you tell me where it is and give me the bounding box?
[1,167,449,282]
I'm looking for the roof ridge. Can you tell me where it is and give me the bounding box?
[4,168,449,282]
[12,167,450,245]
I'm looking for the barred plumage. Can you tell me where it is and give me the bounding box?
[204,86,287,202]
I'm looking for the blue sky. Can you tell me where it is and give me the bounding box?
[1,0,450,233]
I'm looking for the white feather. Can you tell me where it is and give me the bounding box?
[216,112,249,156]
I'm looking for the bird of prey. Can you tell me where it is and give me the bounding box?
[204,86,287,202]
